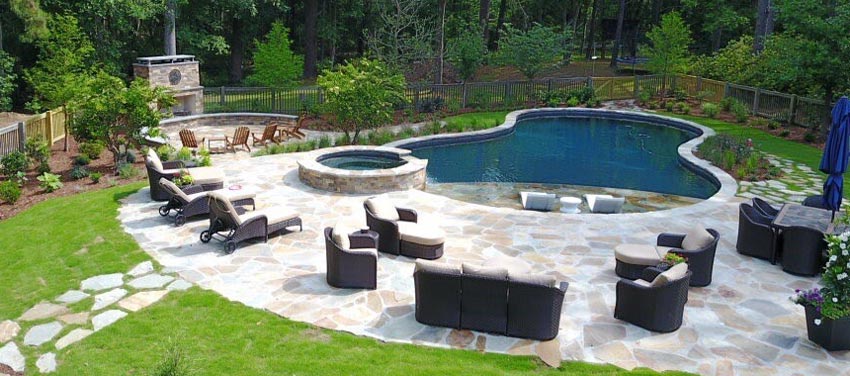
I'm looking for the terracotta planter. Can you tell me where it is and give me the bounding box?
[805,304,850,351]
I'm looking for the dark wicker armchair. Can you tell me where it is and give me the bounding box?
[802,195,828,210]
[615,266,692,333]
[779,226,827,276]
[752,197,780,219]
[157,178,255,226]
[363,198,444,259]
[201,192,302,254]
[324,227,378,290]
[736,203,777,263]
[656,229,719,287]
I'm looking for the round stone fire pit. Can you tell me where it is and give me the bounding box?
[298,146,428,194]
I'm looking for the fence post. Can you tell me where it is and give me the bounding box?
[723,82,731,99]
[633,76,640,98]
[461,82,468,108]
[586,76,593,90]
[789,95,798,126]
[17,122,26,151]
[547,79,553,95]
[696,76,703,93]
[45,110,54,143]
[753,88,761,115]
[219,87,226,107]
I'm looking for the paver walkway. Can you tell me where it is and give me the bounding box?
[117,144,850,376]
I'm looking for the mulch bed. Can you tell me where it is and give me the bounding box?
[0,136,146,220]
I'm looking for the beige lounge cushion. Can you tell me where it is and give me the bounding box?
[240,207,299,226]
[509,272,557,288]
[462,263,508,279]
[365,197,400,221]
[188,166,225,185]
[415,259,461,275]
[146,148,163,171]
[331,224,352,250]
[649,263,689,287]
[397,221,445,246]
[185,188,255,203]
[159,178,190,202]
[681,226,714,251]
[614,244,662,266]
[208,192,241,224]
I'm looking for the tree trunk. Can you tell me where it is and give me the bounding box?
[228,18,245,83]
[489,0,508,51]
[610,0,626,68]
[479,0,490,42]
[436,0,447,84]
[585,0,601,59]
[651,0,662,25]
[304,0,318,78]
[754,0,771,53]
[164,0,177,55]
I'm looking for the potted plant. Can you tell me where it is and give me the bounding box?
[792,231,850,351]
[172,170,195,188]
[657,252,687,270]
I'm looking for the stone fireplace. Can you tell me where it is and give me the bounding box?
[133,55,204,116]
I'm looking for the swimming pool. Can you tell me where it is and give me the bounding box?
[410,116,718,199]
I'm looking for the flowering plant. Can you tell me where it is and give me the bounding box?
[172,170,194,187]
[793,231,850,320]
[662,252,687,266]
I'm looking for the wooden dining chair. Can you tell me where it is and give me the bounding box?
[225,127,251,152]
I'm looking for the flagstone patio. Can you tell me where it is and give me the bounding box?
[116,137,850,375]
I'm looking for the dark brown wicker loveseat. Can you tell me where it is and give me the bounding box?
[413,260,568,340]
[324,227,378,290]
[200,192,302,254]
[364,197,445,259]
[615,264,692,333]
[145,149,225,201]
[158,178,255,226]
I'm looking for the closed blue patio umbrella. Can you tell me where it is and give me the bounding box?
[819,96,850,219]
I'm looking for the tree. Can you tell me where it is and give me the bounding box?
[447,27,487,81]
[9,0,50,42]
[317,58,406,144]
[164,0,177,55]
[303,0,319,78]
[754,0,774,53]
[0,52,16,112]
[645,11,692,90]
[365,0,435,74]
[68,72,175,168]
[493,23,566,79]
[246,22,303,88]
[610,0,626,68]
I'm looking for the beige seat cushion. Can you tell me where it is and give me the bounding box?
[146,149,164,171]
[462,263,508,279]
[240,207,299,226]
[633,279,652,287]
[185,188,255,203]
[508,272,557,288]
[365,197,400,221]
[649,263,689,287]
[614,244,662,266]
[397,221,445,246]
[681,226,714,251]
[331,224,352,250]
[188,167,225,185]
[351,248,379,257]
[415,259,461,275]
[208,192,242,224]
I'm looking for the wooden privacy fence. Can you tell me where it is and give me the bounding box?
[0,107,67,157]
[204,74,831,129]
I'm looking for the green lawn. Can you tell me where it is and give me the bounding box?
[2,180,690,374]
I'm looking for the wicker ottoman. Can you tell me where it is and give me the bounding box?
[614,244,664,279]
[398,222,445,259]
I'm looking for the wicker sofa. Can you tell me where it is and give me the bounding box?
[413,260,568,340]
[145,148,225,201]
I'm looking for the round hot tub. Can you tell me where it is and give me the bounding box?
[298,146,427,194]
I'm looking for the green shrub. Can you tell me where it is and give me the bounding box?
[367,130,395,146]
[695,90,715,103]
[673,89,688,101]
[78,141,105,160]
[749,118,769,127]
[74,155,91,166]
[731,101,749,123]
[1,151,28,177]
[172,170,194,186]
[36,161,51,174]
[701,103,720,118]
[25,137,50,167]
[665,101,675,112]
[0,180,22,204]
[37,172,62,192]
[719,97,736,111]
[89,172,102,183]
[150,340,194,376]
[176,147,192,161]
[804,132,817,143]
[197,149,212,167]
[767,121,781,130]
[11,171,27,185]
[779,130,791,137]
[680,104,691,115]
[566,97,580,107]
[70,165,89,180]
[118,163,139,178]
[398,127,416,139]
[674,102,686,112]
[156,144,176,161]
[335,133,351,146]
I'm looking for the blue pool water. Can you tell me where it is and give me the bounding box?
[410,117,718,199]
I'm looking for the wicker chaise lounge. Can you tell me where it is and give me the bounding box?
[413,260,568,340]
[324,225,378,290]
[145,149,225,201]
[157,178,255,226]
[615,263,691,332]
[201,192,302,254]
[364,197,445,259]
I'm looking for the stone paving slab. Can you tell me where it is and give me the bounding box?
[91,288,128,311]
[80,274,125,291]
[118,291,168,312]
[55,290,89,304]
[0,342,24,372]
[23,322,62,347]
[91,310,126,332]
[19,303,68,322]
[0,321,20,344]
[55,329,93,350]
[36,352,56,373]
[117,132,846,376]
[128,274,174,289]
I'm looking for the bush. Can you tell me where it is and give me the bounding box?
[730,101,749,123]
[804,132,817,143]
[11,171,27,186]
[25,137,50,167]
[566,97,580,107]
[156,145,176,161]
[36,162,51,175]
[680,104,691,115]
[673,89,688,101]
[74,155,91,166]
[0,180,22,204]
[172,170,194,186]
[176,147,192,161]
[665,101,675,112]
[701,103,720,118]
[196,149,211,167]
[318,135,332,149]
[719,97,736,112]
[89,172,102,183]
[695,90,715,103]
[416,96,444,113]
[118,163,139,178]
[37,172,63,192]
[78,141,105,160]
[779,130,791,137]
[1,151,29,177]
[749,118,769,127]
[767,121,781,130]
[637,90,651,104]
[70,165,89,180]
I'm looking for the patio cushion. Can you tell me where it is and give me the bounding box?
[520,191,557,211]
[655,246,676,259]
[650,263,689,287]
[508,272,557,288]
[681,226,715,251]
[185,188,255,203]
[332,224,352,250]
[397,221,445,246]
[615,244,662,266]
[462,263,508,279]
[188,167,225,185]
[159,178,191,202]
[208,192,241,224]
[366,197,400,221]
[240,207,299,226]
[146,149,163,171]
[415,259,461,275]
[633,279,652,287]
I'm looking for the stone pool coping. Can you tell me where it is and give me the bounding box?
[297,145,428,194]
[385,108,738,216]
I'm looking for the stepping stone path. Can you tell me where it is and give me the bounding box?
[736,155,830,205]
[0,261,192,374]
